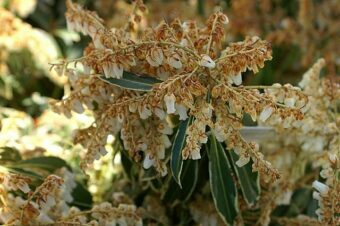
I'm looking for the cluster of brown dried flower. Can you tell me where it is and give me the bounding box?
[49,0,310,183]
[258,59,339,225]
[0,167,142,225]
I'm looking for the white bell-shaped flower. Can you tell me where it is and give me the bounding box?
[143,154,154,169]
[155,108,166,120]
[161,135,172,148]
[231,73,242,86]
[284,97,296,107]
[164,94,176,114]
[200,55,215,68]
[157,146,165,159]
[175,104,188,120]
[102,62,112,78]
[259,106,273,122]
[36,213,54,224]
[158,122,173,135]
[146,47,164,67]
[312,180,329,196]
[112,63,124,79]
[138,105,152,119]
[167,53,182,69]
[190,147,201,160]
[72,99,84,114]
[312,191,321,201]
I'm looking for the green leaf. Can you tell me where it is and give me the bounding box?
[307,198,318,218]
[99,71,161,91]
[285,188,312,217]
[113,137,135,180]
[0,147,22,163]
[208,135,238,225]
[162,159,198,203]
[71,182,93,210]
[142,167,159,181]
[120,150,134,179]
[228,150,260,206]
[7,167,43,181]
[170,117,191,187]
[14,156,71,173]
[272,188,313,218]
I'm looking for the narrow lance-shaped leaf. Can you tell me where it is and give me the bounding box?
[162,159,198,203]
[13,156,72,172]
[170,117,192,187]
[71,182,93,209]
[99,71,161,91]
[208,134,238,225]
[0,147,22,163]
[228,150,260,206]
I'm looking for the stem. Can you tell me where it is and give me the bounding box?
[243,85,301,92]
[159,66,200,90]
[216,48,257,63]
[206,14,219,55]
[119,41,200,59]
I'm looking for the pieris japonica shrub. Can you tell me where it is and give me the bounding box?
[0,1,338,226]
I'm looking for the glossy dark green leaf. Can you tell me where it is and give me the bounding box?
[71,182,93,210]
[208,135,238,225]
[162,159,198,203]
[229,150,260,206]
[171,117,191,187]
[99,71,161,91]
[14,156,71,172]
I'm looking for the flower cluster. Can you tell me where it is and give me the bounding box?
[258,58,339,225]
[0,7,62,85]
[0,170,66,225]
[312,154,339,224]
[0,167,142,226]
[0,0,37,18]
[226,0,339,73]
[0,172,31,194]
[49,0,309,182]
